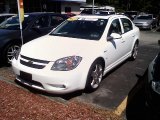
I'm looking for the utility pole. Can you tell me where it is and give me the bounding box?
[92,0,94,14]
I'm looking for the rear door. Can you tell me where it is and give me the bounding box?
[120,18,135,54]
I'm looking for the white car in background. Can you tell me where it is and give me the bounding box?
[12,15,140,94]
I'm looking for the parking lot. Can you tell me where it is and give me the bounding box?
[0,30,160,119]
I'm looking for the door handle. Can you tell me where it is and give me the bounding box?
[132,35,135,37]
[121,41,125,43]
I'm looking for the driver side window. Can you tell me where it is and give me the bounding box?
[107,19,122,37]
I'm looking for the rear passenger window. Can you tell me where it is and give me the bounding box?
[121,18,133,33]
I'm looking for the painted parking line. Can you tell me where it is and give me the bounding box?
[114,96,128,116]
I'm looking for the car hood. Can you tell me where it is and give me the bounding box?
[21,35,102,61]
[133,19,152,24]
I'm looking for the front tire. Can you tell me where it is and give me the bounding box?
[3,43,21,65]
[150,25,153,30]
[130,42,138,60]
[85,60,104,92]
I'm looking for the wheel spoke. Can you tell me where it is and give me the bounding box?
[90,64,103,89]
[7,45,20,63]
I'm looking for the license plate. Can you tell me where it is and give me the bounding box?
[20,71,32,81]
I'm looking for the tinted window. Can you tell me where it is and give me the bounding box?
[136,15,152,20]
[65,7,71,13]
[108,19,122,36]
[0,16,6,23]
[121,18,133,33]
[50,16,64,27]
[32,15,49,28]
[81,9,93,14]
[0,15,34,30]
[50,18,108,40]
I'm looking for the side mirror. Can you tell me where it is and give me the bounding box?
[107,33,122,41]
[110,33,122,39]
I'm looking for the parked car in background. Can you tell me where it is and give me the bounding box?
[0,13,15,24]
[133,14,158,30]
[145,40,160,113]
[63,12,76,18]
[98,11,115,15]
[12,15,140,94]
[80,9,93,15]
[80,9,115,15]
[0,12,68,65]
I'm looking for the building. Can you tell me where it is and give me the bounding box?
[0,0,86,14]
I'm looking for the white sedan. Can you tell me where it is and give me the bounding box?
[12,15,140,94]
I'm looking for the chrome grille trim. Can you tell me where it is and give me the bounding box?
[21,55,49,64]
[20,55,49,69]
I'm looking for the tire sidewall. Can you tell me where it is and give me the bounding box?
[85,60,104,92]
[130,42,138,60]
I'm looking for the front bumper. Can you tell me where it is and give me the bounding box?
[12,57,88,94]
[134,24,150,29]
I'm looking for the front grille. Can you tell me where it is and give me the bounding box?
[20,55,49,69]
[21,55,49,63]
[20,60,45,69]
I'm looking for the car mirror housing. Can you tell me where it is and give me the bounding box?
[110,33,122,39]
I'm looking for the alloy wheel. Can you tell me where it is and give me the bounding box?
[90,64,103,89]
[132,43,138,59]
[7,45,20,63]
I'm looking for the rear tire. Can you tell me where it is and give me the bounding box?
[85,60,104,92]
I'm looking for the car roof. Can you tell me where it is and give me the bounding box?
[24,12,67,17]
[75,14,127,20]
[0,13,16,16]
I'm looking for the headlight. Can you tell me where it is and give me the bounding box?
[51,56,82,71]
[13,48,21,60]
[152,81,160,94]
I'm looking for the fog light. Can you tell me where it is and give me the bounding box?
[48,84,66,88]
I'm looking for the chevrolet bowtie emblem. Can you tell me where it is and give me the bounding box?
[28,60,33,64]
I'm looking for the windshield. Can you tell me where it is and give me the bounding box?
[136,15,152,20]
[50,18,108,40]
[0,15,34,30]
